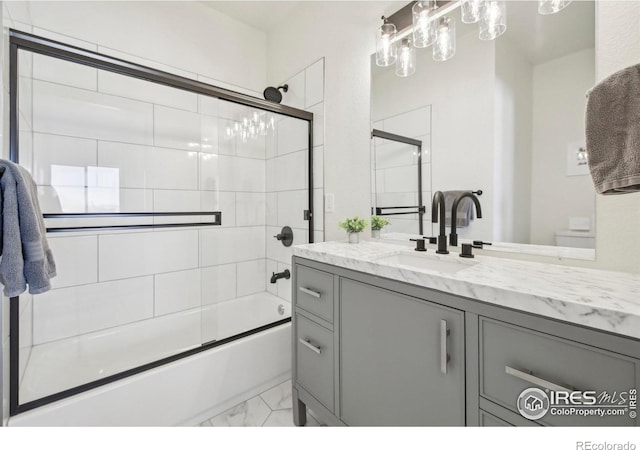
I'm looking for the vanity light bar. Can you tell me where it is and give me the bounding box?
[390,0,461,43]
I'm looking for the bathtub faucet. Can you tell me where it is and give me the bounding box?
[270,269,291,284]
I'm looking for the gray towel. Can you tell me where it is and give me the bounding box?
[0,160,56,297]
[443,190,474,228]
[586,63,640,194]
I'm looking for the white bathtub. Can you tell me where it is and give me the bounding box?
[10,292,291,426]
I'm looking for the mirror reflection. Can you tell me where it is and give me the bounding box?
[371,0,596,257]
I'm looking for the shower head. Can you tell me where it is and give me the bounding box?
[263,84,288,103]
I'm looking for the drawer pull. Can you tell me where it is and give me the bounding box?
[505,366,574,392]
[440,319,450,374]
[299,287,321,298]
[299,338,322,355]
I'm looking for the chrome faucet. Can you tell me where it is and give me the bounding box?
[450,192,482,247]
[431,191,449,254]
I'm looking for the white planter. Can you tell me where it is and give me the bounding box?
[371,229,381,239]
[348,232,360,244]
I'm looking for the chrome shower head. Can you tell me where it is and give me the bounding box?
[263,84,288,103]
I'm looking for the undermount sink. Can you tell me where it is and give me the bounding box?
[373,252,476,275]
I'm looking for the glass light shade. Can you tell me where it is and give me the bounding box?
[412,0,437,48]
[461,0,482,24]
[538,0,571,15]
[433,16,456,62]
[376,21,397,67]
[479,0,506,41]
[396,39,416,77]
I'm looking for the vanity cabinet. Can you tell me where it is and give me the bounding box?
[340,279,465,426]
[292,257,640,427]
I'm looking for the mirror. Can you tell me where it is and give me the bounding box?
[371,1,596,259]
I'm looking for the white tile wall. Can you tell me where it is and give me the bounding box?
[237,260,266,297]
[267,151,306,192]
[383,166,419,193]
[282,71,305,110]
[201,264,236,305]
[48,236,98,289]
[200,115,218,154]
[154,105,202,151]
[98,70,198,112]
[32,133,97,186]
[305,60,324,109]
[154,269,201,316]
[307,102,324,147]
[313,145,324,188]
[276,118,308,156]
[236,192,266,227]
[99,230,199,281]
[33,53,97,91]
[198,95,219,117]
[33,276,154,344]
[154,190,201,212]
[216,155,265,193]
[200,227,265,267]
[383,106,431,138]
[33,80,154,145]
[265,260,278,296]
[266,193,277,226]
[277,190,307,230]
[276,262,292,302]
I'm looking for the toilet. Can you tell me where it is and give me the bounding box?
[554,230,596,249]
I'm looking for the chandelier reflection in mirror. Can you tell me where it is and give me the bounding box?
[225,110,276,143]
[377,0,571,77]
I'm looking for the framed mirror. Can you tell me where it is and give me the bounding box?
[371,0,596,260]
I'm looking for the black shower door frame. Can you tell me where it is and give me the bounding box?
[7,29,314,416]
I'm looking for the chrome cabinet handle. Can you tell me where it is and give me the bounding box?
[505,366,574,392]
[299,338,322,355]
[440,319,450,374]
[298,286,321,298]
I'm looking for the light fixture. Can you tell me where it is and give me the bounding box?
[461,0,482,24]
[376,17,397,67]
[225,110,275,143]
[433,16,456,61]
[538,0,572,15]
[396,38,416,77]
[412,0,437,48]
[479,0,507,41]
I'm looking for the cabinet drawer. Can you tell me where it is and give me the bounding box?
[479,410,512,427]
[295,314,334,412]
[480,318,638,426]
[295,265,334,323]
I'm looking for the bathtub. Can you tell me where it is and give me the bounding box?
[10,292,291,426]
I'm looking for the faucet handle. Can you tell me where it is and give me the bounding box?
[409,238,427,252]
[460,243,475,258]
[472,240,492,249]
[423,236,438,244]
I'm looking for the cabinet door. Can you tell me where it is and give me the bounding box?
[340,279,465,426]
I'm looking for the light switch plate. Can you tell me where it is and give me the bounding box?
[325,193,334,213]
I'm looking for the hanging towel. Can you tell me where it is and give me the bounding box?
[0,159,56,297]
[443,190,474,228]
[585,63,640,194]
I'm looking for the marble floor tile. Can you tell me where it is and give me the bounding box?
[262,408,321,427]
[210,395,271,427]
[259,380,292,411]
[199,420,213,426]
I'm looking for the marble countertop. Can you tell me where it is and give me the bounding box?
[293,240,640,340]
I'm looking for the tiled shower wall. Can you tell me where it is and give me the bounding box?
[266,58,325,302]
[372,105,432,235]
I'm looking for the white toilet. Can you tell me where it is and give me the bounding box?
[554,230,596,249]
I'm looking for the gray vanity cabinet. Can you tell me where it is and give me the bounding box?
[340,278,465,426]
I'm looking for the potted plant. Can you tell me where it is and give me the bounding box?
[339,216,368,243]
[370,215,390,238]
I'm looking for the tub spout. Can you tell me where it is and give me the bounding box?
[270,269,291,284]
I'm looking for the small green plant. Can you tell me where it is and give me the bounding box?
[338,216,368,234]
[371,215,390,231]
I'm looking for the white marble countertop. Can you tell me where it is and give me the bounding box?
[293,240,640,340]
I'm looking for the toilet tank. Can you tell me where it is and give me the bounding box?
[555,230,596,249]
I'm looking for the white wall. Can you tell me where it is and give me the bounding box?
[529,48,595,246]
[494,37,533,244]
[3,1,267,93]
[267,2,393,241]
